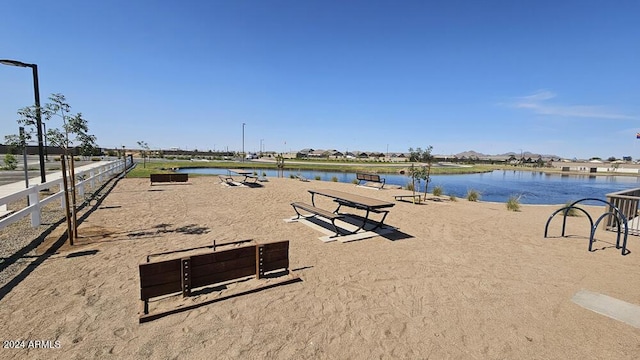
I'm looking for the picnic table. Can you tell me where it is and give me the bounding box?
[308,189,394,233]
[226,169,258,184]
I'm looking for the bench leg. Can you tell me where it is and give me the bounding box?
[141,299,149,315]
[363,210,389,231]
[291,205,306,220]
[292,205,343,238]
[329,218,344,238]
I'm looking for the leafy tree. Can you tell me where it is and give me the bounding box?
[607,156,617,162]
[6,93,98,245]
[406,146,434,199]
[408,146,434,163]
[43,94,97,154]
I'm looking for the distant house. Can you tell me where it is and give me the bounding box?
[327,150,343,159]
[388,153,407,162]
[298,148,314,158]
[309,149,326,158]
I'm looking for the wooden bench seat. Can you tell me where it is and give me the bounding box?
[291,202,344,237]
[394,194,423,203]
[356,173,385,189]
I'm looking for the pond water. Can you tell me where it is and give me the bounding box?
[176,167,640,205]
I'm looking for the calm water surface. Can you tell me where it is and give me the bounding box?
[177,168,640,205]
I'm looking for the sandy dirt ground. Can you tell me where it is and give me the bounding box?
[0,176,638,359]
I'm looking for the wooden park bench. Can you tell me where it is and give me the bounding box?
[138,240,297,323]
[356,173,385,189]
[150,173,189,185]
[291,202,344,237]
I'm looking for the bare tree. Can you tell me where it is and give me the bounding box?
[137,140,150,168]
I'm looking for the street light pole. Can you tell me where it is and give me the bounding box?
[0,59,46,183]
[242,123,246,162]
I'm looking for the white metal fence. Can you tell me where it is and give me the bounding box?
[606,187,640,236]
[0,158,132,231]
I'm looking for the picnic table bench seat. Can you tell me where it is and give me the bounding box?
[394,194,423,203]
[291,202,344,237]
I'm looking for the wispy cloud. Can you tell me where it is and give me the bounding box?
[508,90,636,120]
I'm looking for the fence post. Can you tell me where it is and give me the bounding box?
[28,185,41,227]
[77,174,85,199]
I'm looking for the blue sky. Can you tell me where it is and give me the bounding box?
[1,0,638,159]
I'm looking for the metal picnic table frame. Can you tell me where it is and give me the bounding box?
[308,189,394,234]
[227,169,258,184]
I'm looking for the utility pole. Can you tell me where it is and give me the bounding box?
[242,123,246,162]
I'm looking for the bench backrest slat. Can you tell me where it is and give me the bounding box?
[191,247,257,287]
[357,173,381,182]
[139,241,290,301]
[150,173,189,183]
[140,259,183,299]
[191,266,258,288]
[261,241,290,273]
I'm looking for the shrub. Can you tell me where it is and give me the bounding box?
[91,157,101,161]
[433,186,443,197]
[253,171,257,175]
[466,189,480,202]
[406,182,415,191]
[506,195,521,212]
[3,154,17,170]
[331,176,338,182]
[290,174,295,179]
[262,172,266,177]
[563,201,580,217]
[352,179,359,184]
[315,175,322,181]
[449,194,457,202]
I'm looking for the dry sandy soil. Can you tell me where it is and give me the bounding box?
[0,176,638,359]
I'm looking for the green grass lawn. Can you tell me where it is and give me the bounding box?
[126,160,500,178]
